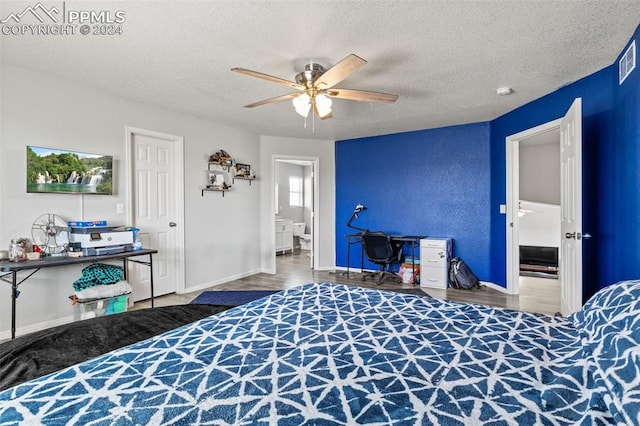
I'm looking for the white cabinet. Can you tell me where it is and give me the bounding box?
[275,219,293,254]
[420,238,453,289]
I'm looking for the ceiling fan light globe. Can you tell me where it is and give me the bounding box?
[292,93,311,117]
[315,93,333,118]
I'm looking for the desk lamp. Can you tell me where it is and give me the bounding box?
[346,203,368,232]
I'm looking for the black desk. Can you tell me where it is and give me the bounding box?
[345,233,425,283]
[0,249,157,339]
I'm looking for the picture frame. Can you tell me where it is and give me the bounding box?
[234,163,251,177]
[206,171,227,189]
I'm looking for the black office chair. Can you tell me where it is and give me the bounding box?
[361,231,404,285]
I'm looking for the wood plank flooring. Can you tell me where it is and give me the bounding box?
[134,250,561,316]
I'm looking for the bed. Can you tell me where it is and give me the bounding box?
[1,281,639,425]
[0,304,231,392]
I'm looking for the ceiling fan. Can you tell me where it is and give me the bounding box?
[231,54,398,120]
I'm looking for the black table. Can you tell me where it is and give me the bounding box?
[345,233,425,284]
[0,249,157,339]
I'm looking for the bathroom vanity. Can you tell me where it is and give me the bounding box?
[275,219,293,254]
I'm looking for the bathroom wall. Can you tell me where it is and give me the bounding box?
[275,161,305,223]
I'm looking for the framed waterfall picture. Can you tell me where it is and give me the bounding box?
[26,145,113,195]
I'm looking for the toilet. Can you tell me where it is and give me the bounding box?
[292,223,312,251]
[299,234,312,250]
[292,223,305,237]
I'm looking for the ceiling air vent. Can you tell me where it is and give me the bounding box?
[619,40,636,85]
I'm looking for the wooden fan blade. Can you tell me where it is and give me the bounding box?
[244,92,301,108]
[314,54,367,90]
[231,67,305,90]
[327,88,399,103]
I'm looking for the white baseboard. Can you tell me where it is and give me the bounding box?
[0,315,76,341]
[180,268,263,294]
[480,280,510,294]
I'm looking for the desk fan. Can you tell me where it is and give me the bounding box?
[31,213,70,255]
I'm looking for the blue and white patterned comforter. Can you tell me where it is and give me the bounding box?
[1,281,639,425]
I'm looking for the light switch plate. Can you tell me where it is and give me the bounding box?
[499,204,507,214]
[116,203,125,214]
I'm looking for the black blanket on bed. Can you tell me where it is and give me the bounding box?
[0,304,230,391]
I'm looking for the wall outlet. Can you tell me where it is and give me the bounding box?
[116,203,125,214]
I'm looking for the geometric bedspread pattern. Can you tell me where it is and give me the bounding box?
[569,279,640,425]
[0,281,631,425]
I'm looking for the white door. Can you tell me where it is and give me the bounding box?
[560,98,583,315]
[127,127,185,300]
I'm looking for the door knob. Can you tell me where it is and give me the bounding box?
[565,232,576,239]
[169,222,177,227]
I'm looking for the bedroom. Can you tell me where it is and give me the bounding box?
[0,0,638,340]
[1,1,640,423]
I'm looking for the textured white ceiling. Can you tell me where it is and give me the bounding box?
[1,1,639,140]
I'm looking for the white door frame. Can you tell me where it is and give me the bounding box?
[124,126,186,294]
[505,118,561,295]
[272,155,319,270]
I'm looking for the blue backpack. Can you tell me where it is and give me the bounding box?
[449,258,480,289]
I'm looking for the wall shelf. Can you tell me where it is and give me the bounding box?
[233,176,256,185]
[203,151,255,196]
[201,187,228,197]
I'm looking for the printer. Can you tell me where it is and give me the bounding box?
[68,226,134,256]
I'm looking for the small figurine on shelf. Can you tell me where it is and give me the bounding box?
[206,172,217,188]
[209,149,234,170]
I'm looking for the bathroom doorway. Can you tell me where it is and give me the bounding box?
[274,158,316,269]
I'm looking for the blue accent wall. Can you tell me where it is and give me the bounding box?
[489,66,616,297]
[611,27,640,285]
[336,24,640,301]
[490,24,640,299]
[335,123,491,278]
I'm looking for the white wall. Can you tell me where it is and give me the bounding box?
[519,200,561,248]
[259,135,335,273]
[275,162,305,223]
[0,63,261,338]
[519,141,560,204]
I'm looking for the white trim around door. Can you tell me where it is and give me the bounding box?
[272,155,320,271]
[506,118,561,295]
[125,126,186,296]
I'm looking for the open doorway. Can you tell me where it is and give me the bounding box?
[506,121,561,312]
[506,98,584,316]
[517,129,562,313]
[274,158,317,269]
